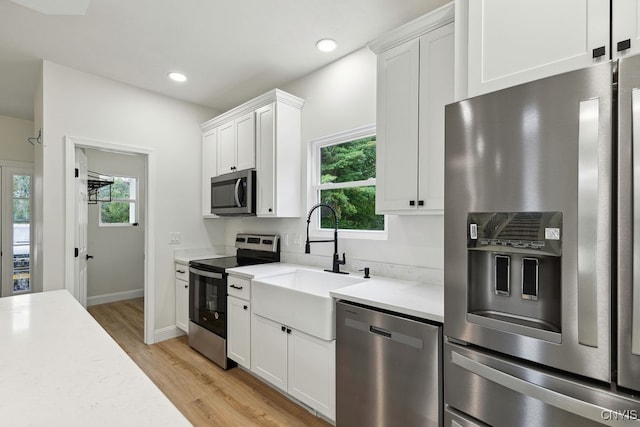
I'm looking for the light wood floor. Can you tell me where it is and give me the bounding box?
[88,298,331,427]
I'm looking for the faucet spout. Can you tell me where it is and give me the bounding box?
[304,203,347,274]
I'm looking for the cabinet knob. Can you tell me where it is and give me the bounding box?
[618,39,631,52]
[409,200,415,206]
[281,326,286,332]
[268,208,273,212]
[286,328,291,334]
[592,46,606,58]
[418,200,424,206]
[184,285,188,289]
[243,305,248,310]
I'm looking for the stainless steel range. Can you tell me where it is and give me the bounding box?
[188,233,279,369]
[444,57,640,425]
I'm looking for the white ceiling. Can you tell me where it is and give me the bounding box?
[0,0,448,121]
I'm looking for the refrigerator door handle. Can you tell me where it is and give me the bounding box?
[631,89,640,355]
[451,351,619,425]
[577,98,601,348]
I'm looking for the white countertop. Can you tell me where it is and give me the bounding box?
[0,290,189,426]
[174,247,229,264]
[226,262,303,279]
[228,263,444,323]
[330,278,444,323]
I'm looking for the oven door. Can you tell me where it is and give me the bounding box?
[189,267,227,338]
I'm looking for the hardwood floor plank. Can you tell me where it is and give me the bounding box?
[88,298,331,427]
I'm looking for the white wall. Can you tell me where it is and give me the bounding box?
[0,115,35,162]
[207,48,444,283]
[85,148,145,302]
[38,61,217,332]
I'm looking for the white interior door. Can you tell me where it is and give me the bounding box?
[74,147,88,307]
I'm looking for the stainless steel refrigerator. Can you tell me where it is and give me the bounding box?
[444,55,640,425]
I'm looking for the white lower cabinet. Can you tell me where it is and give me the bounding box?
[175,263,189,333]
[251,313,336,421]
[227,296,251,369]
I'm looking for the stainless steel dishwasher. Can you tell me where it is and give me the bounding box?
[336,300,442,426]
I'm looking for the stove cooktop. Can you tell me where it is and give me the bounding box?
[189,233,281,273]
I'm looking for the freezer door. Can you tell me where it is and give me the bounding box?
[444,61,613,382]
[445,342,640,426]
[618,53,640,393]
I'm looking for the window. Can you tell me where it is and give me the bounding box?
[12,174,31,293]
[309,124,386,238]
[98,175,137,226]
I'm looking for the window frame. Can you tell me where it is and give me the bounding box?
[98,174,138,227]
[307,124,387,241]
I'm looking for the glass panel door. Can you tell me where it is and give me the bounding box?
[12,174,30,294]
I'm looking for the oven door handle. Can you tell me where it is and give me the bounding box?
[451,351,620,425]
[189,267,223,280]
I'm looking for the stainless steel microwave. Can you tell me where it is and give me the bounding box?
[210,169,256,216]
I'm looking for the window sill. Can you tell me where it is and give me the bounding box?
[310,228,388,241]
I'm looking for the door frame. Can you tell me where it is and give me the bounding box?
[64,136,156,344]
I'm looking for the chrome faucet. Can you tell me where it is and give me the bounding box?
[305,203,347,274]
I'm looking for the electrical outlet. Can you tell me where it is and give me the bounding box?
[169,232,181,245]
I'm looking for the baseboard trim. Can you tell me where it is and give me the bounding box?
[87,289,144,307]
[154,325,186,343]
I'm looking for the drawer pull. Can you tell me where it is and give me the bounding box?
[176,270,186,274]
[230,284,244,290]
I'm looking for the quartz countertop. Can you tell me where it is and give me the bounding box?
[0,290,189,426]
[330,278,444,323]
[174,247,230,264]
[227,262,444,323]
[226,262,303,279]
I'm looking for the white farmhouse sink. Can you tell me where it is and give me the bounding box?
[252,268,365,340]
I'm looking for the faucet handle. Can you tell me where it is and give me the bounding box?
[340,252,346,265]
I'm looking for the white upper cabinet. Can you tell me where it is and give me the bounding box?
[612,0,640,59]
[200,89,304,218]
[457,0,611,99]
[216,112,255,175]
[201,128,217,216]
[370,3,454,214]
[255,97,303,217]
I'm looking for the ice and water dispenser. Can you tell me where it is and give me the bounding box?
[466,212,562,340]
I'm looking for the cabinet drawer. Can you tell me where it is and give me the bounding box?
[175,263,189,281]
[228,276,250,300]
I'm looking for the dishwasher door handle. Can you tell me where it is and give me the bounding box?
[369,325,392,338]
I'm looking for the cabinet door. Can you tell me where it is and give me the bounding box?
[613,0,640,58]
[217,121,236,174]
[175,278,189,333]
[375,38,420,213]
[288,330,336,421]
[228,296,251,369]
[417,23,454,212]
[251,314,288,391]
[202,128,217,216]
[466,0,609,97]
[235,112,256,171]
[256,103,276,216]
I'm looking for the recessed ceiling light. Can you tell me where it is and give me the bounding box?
[316,38,337,53]
[168,72,187,83]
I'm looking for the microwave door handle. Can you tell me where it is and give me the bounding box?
[234,178,242,208]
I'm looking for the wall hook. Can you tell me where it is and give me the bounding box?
[27,129,42,145]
